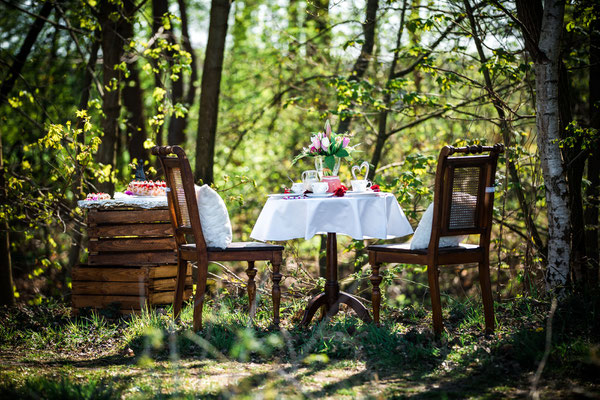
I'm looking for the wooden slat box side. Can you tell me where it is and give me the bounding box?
[72,264,194,313]
[150,289,193,305]
[87,251,177,266]
[89,223,173,238]
[73,294,148,310]
[89,237,176,252]
[87,208,171,225]
[72,264,192,281]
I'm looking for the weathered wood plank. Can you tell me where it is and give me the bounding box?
[148,264,193,279]
[88,223,173,238]
[88,251,177,265]
[150,289,192,304]
[72,281,147,296]
[87,209,170,225]
[72,295,147,309]
[72,266,149,282]
[89,237,176,252]
[150,277,193,291]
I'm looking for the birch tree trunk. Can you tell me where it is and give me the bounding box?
[534,0,570,290]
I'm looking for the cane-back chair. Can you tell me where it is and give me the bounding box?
[367,144,504,336]
[152,146,283,331]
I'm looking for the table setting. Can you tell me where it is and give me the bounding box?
[251,120,413,325]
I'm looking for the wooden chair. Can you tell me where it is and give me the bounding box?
[367,144,504,336]
[152,145,283,331]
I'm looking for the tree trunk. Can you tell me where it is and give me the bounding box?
[97,0,128,195]
[535,0,570,290]
[195,0,232,185]
[517,0,572,290]
[336,0,379,134]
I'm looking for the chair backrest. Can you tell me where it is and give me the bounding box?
[429,144,504,251]
[151,146,208,255]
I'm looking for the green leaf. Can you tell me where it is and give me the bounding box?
[325,155,335,170]
[336,149,349,158]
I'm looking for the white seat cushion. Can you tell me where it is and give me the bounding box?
[409,203,465,250]
[195,184,233,249]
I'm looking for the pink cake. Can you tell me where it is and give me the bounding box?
[85,192,110,201]
[126,180,167,196]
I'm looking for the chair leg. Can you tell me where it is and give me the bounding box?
[193,259,208,332]
[370,261,383,325]
[478,260,495,334]
[173,254,187,321]
[271,260,282,327]
[427,264,443,336]
[246,261,257,319]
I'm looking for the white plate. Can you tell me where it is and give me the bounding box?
[345,191,378,197]
[306,193,334,198]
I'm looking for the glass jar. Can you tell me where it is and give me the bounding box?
[314,155,341,180]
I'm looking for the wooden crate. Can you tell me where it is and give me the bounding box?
[72,264,193,314]
[72,206,193,314]
[86,207,177,265]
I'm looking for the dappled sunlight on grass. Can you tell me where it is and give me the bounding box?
[0,293,598,398]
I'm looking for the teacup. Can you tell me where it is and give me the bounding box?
[291,182,304,193]
[311,182,329,194]
[351,179,371,192]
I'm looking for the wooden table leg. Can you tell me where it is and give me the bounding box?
[301,233,372,325]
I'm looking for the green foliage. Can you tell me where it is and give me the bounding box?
[0,376,121,400]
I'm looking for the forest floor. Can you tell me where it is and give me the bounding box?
[0,294,598,399]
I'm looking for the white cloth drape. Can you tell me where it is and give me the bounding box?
[250,193,413,241]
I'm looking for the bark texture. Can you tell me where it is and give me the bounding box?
[534,0,570,290]
[195,0,232,184]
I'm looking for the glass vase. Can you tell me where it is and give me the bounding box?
[314,155,341,180]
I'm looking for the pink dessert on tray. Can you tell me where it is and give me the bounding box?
[126,180,167,196]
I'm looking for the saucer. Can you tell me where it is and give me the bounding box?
[306,193,334,198]
[345,191,378,197]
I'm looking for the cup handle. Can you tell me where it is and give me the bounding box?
[302,171,307,181]
[361,161,370,180]
[351,166,360,180]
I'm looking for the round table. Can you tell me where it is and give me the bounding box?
[250,192,413,325]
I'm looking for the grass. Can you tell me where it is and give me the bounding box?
[0,292,598,399]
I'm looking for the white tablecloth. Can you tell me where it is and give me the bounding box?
[250,193,413,241]
[77,192,168,209]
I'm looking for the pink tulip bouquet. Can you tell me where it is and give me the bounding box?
[293,119,357,170]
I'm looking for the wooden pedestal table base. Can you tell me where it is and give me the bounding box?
[300,233,372,325]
